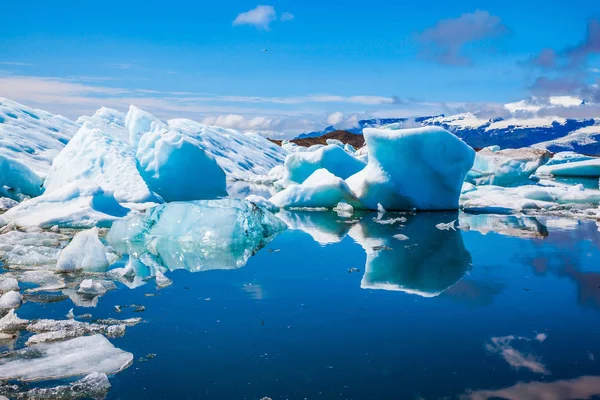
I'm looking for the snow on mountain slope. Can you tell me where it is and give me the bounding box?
[533,124,600,154]
[0,98,79,198]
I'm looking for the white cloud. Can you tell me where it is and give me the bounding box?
[0,61,32,66]
[107,63,133,70]
[280,12,294,22]
[233,5,277,30]
[326,111,363,130]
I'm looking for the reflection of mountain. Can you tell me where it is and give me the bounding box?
[459,214,548,239]
[351,212,472,297]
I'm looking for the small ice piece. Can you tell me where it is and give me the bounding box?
[0,290,22,310]
[0,334,133,381]
[50,225,60,233]
[393,234,409,241]
[108,199,287,272]
[270,169,361,209]
[77,279,117,296]
[0,309,28,333]
[17,372,111,400]
[281,144,367,184]
[155,271,172,289]
[346,126,475,210]
[66,308,74,319]
[0,276,19,293]
[334,202,354,218]
[373,217,407,225]
[0,198,18,212]
[436,220,456,231]
[245,195,280,213]
[56,228,110,272]
[26,317,131,345]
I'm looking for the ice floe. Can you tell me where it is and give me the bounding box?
[56,228,113,272]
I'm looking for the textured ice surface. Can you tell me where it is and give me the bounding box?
[245,195,279,213]
[0,198,18,211]
[459,214,549,239]
[76,279,117,296]
[270,169,360,209]
[108,199,287,272]
[0,291,22,310]
[44,108,158,204]
[56,228,111,272]
[0,98,79,198]
[0,309,28,333]
[277,210,354,245]
[536,151,600,177]
[0,334,132,381]
[0,181,130,228]
[347,126,475,210]
[26,317,133,345]
[281,144,366,184]
[0,276,19,293]
[467,147,551,186]
[1,372,111,400]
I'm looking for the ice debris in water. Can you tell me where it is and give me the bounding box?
[245,195,279,213]
[108,199,287,272]
[0,276,19,293]
[0,309,28,334]
[0,372,111,400]
[0,334,133,381]
[76,279,117,296]
[155,271,172,289]
[0,291,22,310]
[436,220,457,231]
[346,126,475,210]
[333,202,354,218]
[25,317,139,345]
[466,147,551,186]
[393,234,409,241]
[56,228,113,273]
[0,229,69,268]
[536,151,600,177]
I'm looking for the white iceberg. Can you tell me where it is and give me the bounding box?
[536,151,600,177]
[270,169,361,209]
[347,126,475,210]
[108,199,287,272]
[466,147,551,186]
[0,334,132,381]
[56,228,112,272]
[77,279,117,296]
[0,98,79,199]
[281,144,366,184]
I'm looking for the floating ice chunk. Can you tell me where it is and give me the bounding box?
[14,372,111,400]
[66,308,74,319]
[281,144,366,184]
[0,181,130,228]
[436,220,456,231]
[56,228,111,272]
[155,271,172,289]
[245,195,279,213]
[0,309,28,333]
[108,199,287,272]
[136,124,227,201]
[347,126,475,210]
[373,217,407,225]
[0,334,133,381]
[393,234,409,241]
[270,169,361,209]
[26,317,131,345]
[0,276,19,293]
[536,152,600,177]
[77,279,117,296]
[0,291,22,310]
[0,197,18,212]
[334,202,354,218]
[20,270,66,293]
[44,108,159,203]
[466,147,551,186]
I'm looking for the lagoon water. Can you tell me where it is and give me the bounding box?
[5,210,600,399]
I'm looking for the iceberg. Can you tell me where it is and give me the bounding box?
[281,144,366,184]
[0,98,79,199]
[0,334,132,381]
[270,169,361,209]
[347,126,475,210]
[536,151,600,177]
[56,228,112,272]
[0,181,130,228]
[108,199,287,272]
[466,147,551,186]
[43,108,159,204]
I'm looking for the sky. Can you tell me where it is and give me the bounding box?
[0,0,599,137]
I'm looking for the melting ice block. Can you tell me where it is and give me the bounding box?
[281,144,366,184]
[56,228,112,272]
[108,199,287,272]
[347,126,475,211]
[466,147,551,186]
[0,334,132,381]
[535,151,600,177]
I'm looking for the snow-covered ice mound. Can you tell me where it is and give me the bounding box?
[108,199,287,272]
[347,126,475,210]
[351,213,472,297]
[0,334,132,381]
[56,228,114,272]
[467,146,551,186]
[43,108,159,204]
[0,181,130,228]
[270,169,360,209]
[535,151,600,177]
[0,98,79,200]
[280,144,366,185]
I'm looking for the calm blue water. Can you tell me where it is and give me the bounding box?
[9,211,600,399]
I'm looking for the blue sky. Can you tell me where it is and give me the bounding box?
[0,0,599,136]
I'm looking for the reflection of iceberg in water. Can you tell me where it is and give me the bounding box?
[351,212,472,297]
[108,199,287,272]
[277,210,355,245]
[459,213,548,239]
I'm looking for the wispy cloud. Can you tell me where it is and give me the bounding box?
[417,10,508,66]
[233,5,277,30]
[280,12,294,22]
[107,63,134,70]
[0,61,33,66]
